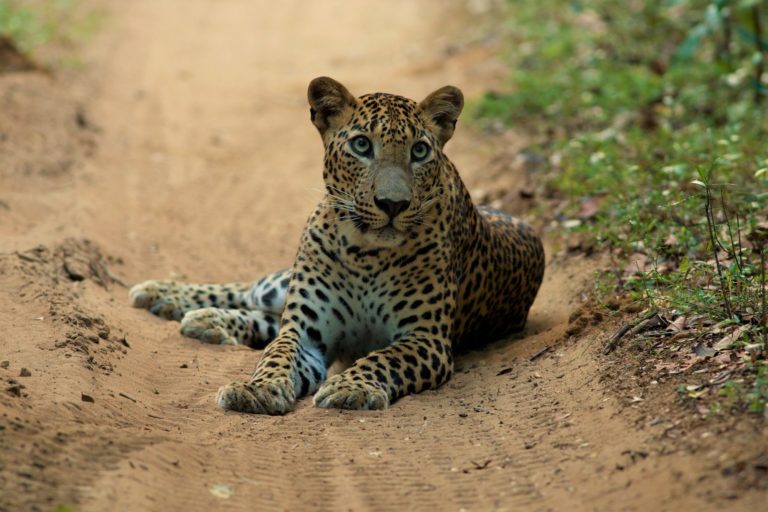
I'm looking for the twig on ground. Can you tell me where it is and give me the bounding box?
[762,248,767,346]
[702,174,732,318]
[603,309,660,355]
[118,392,137,403]
[529,346,550,361]
[721,189,743,272]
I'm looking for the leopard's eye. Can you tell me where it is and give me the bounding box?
[350,136,373,157]
[411,141,431,162]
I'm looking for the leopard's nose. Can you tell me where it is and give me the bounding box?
[374,197,410,219]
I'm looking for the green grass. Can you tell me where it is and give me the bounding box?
[473,0,768,415]
[715,363,768,414]
[0,0,102,60]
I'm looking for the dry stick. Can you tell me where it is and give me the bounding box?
[719,8,733,65]
[529,345,550,361]
[603,309,660,355]
[761,247,767,346]
[753,5,766,104]
[720,190,745,302]
[706,185,732,318]
[736,210,744,271]
[735,209,745,300]
[720,188,743,272]
[603,323,633,355]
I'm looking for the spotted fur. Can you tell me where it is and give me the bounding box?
[130,77,544,414]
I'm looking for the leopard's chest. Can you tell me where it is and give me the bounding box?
[303,223,454,364]
[319,271,400,365]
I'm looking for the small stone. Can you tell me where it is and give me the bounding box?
[179,363,189,369]
[0,361,9,369]
[19,368,31,377]
[81,392,95,403]
[6,381,25,397]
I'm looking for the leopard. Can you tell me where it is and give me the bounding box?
[130,77,545,414]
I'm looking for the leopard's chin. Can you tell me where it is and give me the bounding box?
[361,225,407,248]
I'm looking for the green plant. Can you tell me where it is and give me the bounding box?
[0,0,102,54]
[745,363,768,413]
[474,0,768,416]
[474,0,768,320]
[694,161,735,318]
[718,378,745,410]
[675,0,768,103]
[716,363,768,414]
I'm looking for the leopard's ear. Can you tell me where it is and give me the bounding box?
[418,85,464,147]
[307,77,357,138]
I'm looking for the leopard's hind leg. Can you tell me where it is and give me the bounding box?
[130,269,291,346]
[130,280,252,320]
[130,269,291,319]
[244,268,292,315]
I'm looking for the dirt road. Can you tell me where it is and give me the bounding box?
[0,1,763,511]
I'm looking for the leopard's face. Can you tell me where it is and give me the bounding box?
[325,95,445,247]
[308,78,463,248]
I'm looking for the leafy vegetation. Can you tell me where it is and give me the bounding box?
[0,0,101,61]
[473,0,768,415]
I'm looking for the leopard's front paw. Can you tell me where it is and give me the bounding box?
[129,280,187,320]
[313,374,389,410]
[180,308,238,345]
[216,378,295,415]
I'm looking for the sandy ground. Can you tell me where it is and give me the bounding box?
[0,1,764,511]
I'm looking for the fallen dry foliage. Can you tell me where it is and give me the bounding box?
[605,309,765,412]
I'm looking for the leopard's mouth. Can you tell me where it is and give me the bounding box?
[377,225,401,237]
[359,217,402,233]
[359,222,408,248]
[346,208,411,247]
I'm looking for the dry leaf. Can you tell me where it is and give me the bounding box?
[209,484,234,499]
[663,233,679,247]
[624,253,649,277]
[709,370,732,385]
[667,316,687,333]
[578,197,600,220]
[713,352,733,365]
[693,342,716,357]
[654,361,679,373]
[713,325,750,351]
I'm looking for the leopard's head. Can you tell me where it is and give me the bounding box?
[308,77,463,248]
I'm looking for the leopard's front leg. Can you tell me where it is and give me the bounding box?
[216,331,327,415]
[313,335,453,410]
